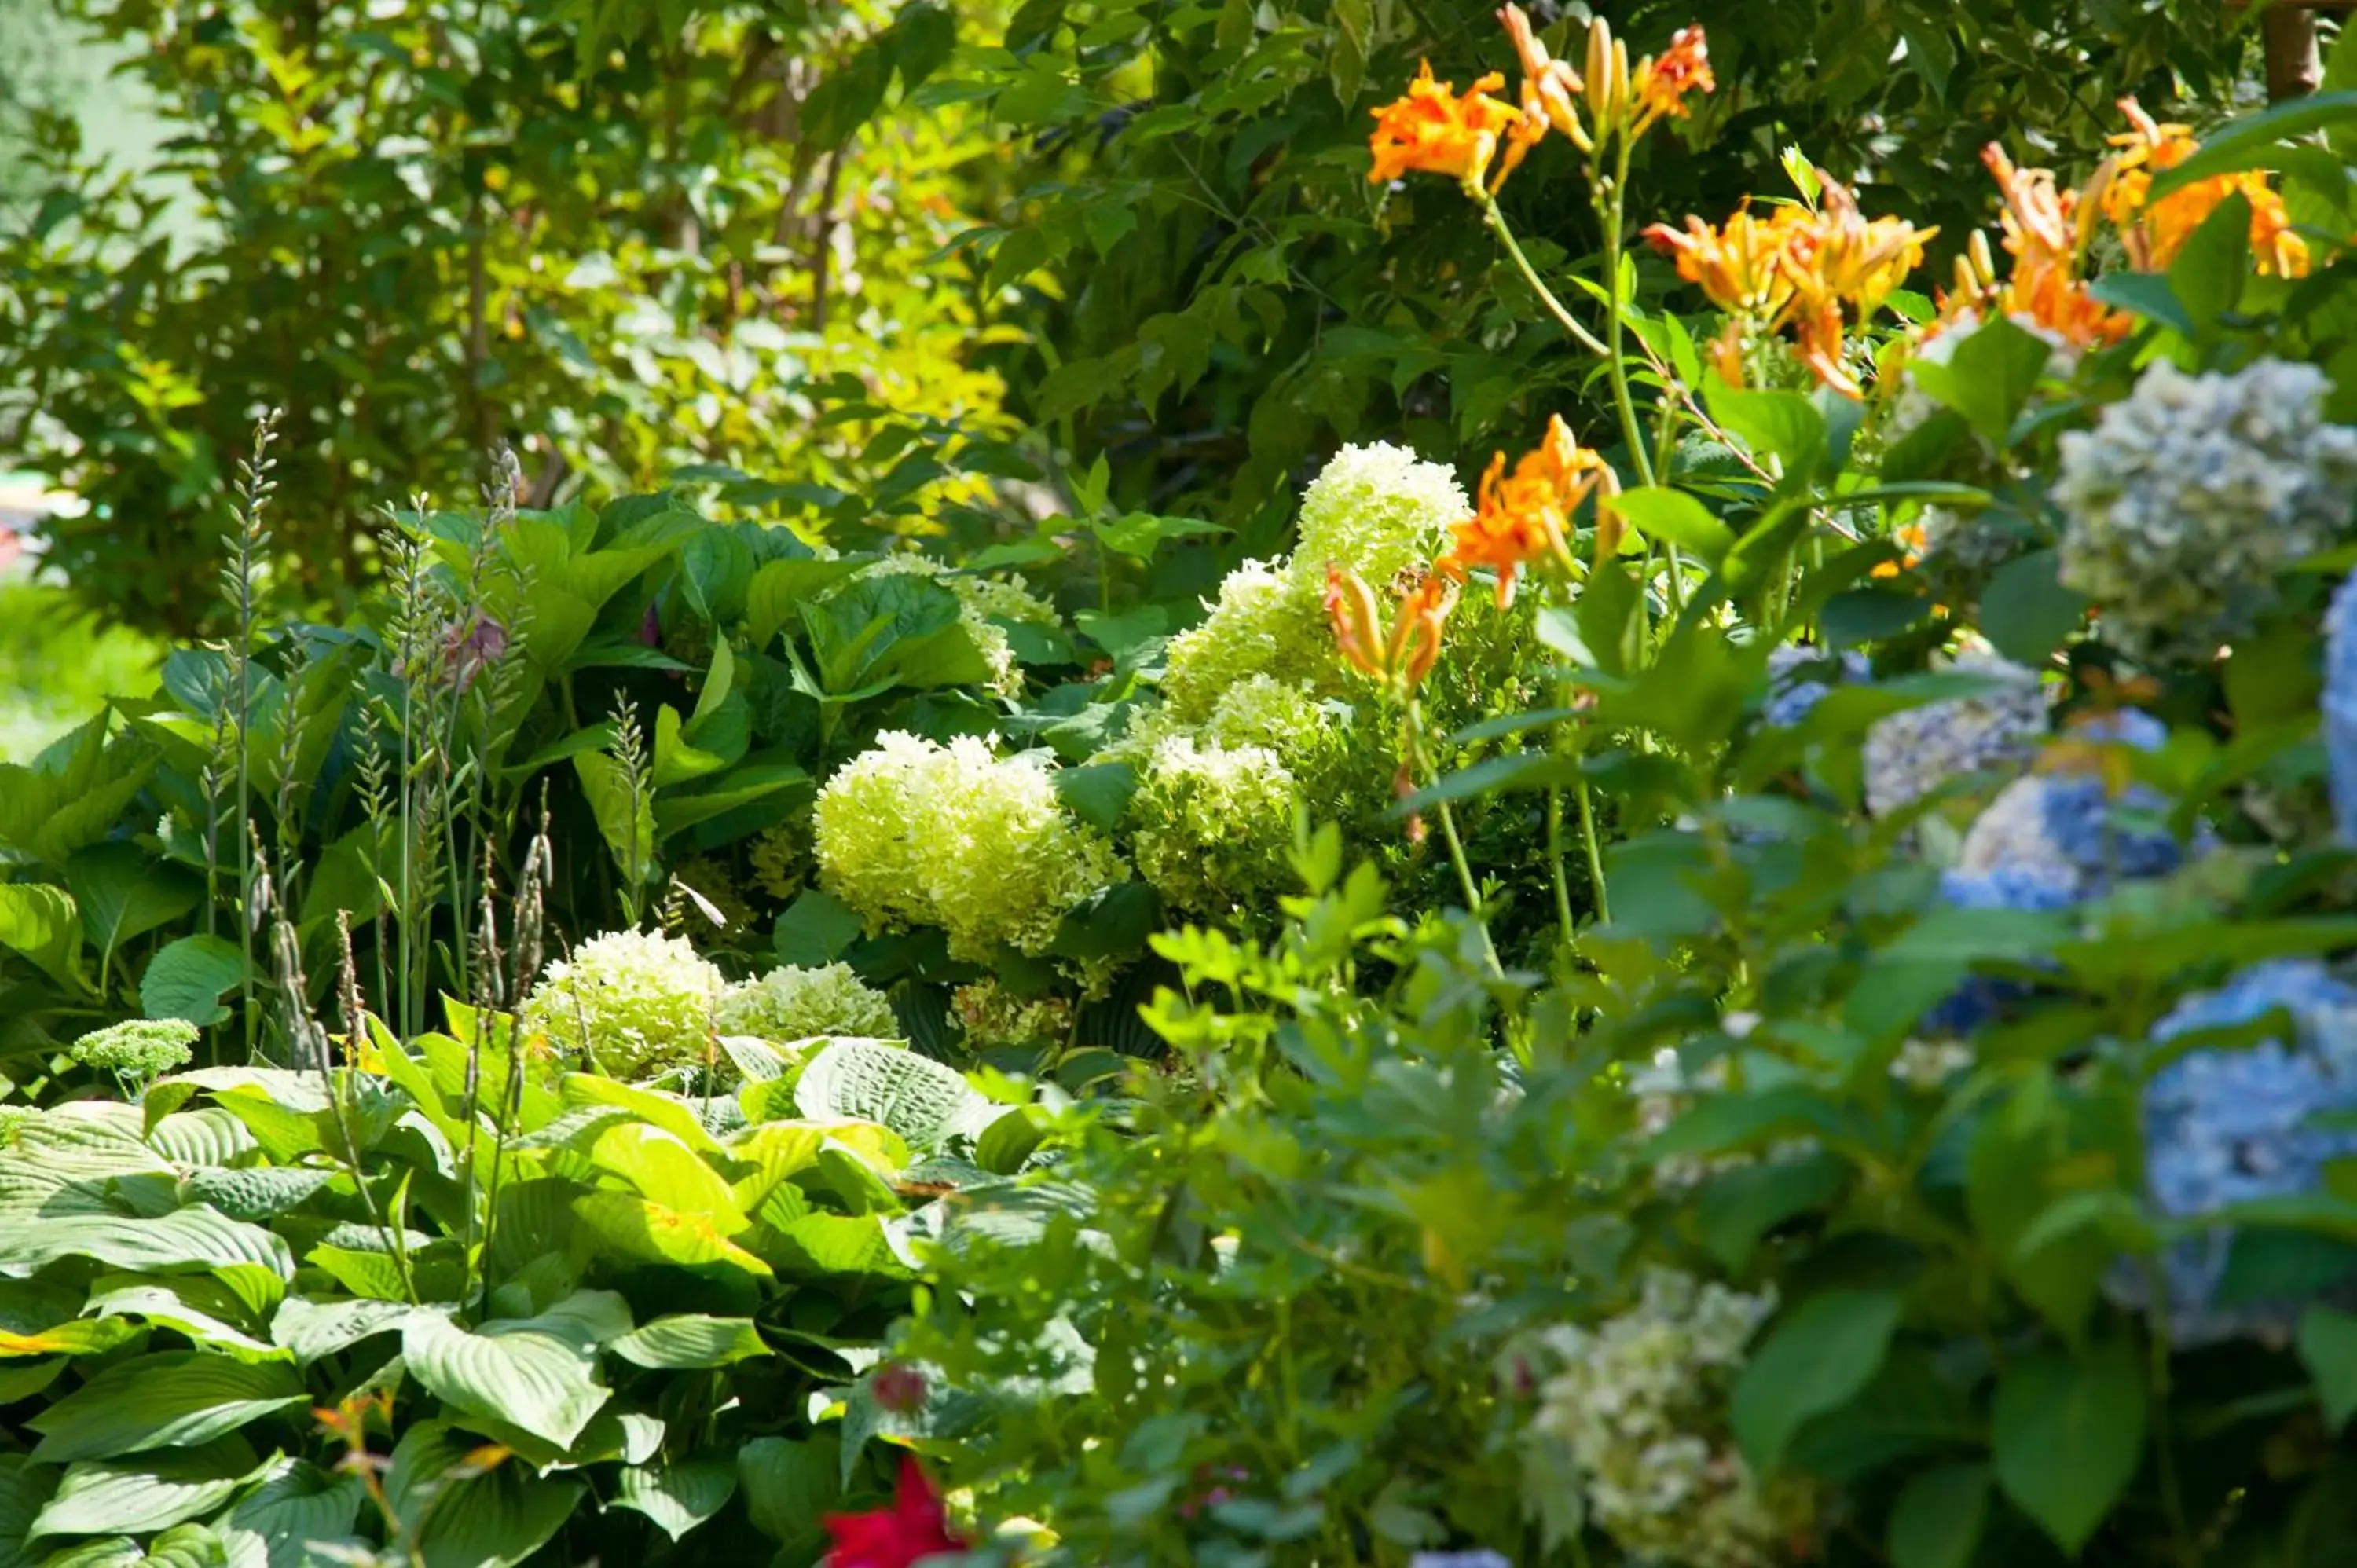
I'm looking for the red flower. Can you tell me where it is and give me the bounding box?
[822,1455,966,1568]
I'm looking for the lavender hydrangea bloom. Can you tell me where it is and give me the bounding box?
[2124,962,2357,1346]
[1761,646,1870,728]
[2326,574,2357,845]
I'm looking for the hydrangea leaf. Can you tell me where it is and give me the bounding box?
[1991,1341,2147,1553]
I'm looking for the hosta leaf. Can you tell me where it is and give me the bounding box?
[178,1168,334,1222]
[147,1111,260,1170]
[559,1076,722,1156]
[791,1042,989,1151]
[0,1320,138,1360]
[610,1460,735,1542]
[269,1298,438,1366]
[768,1211,911,1279]
[610,1315,770,1370]
[30,1438,260,1535]
[28,1354,306,1463]
[585,1125,743,1229]
[0,1205,293,1290]
[399,1292,626,1451]
[724,1119,904,1210]
[737,1434,840,1543]
[570,1192,775,1279]
[215,1457,366,1568]
[384,1423,583,1568]
[304,1246,416,1304]
[0,1456,59,1566]
[82,1283,283,1363]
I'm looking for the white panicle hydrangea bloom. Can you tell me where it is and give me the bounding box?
[715,962,897,1044]
[521,929,724,1082]
[1130,737,1300,919]
[1160,559,1333,722]
[815,733,1126,962]
[70,1019,197,1083]
[1863,651,2048,818]
[1200,674,1350,788]
[1530,1270,1813,1567]
[2055,358,2357,660]
[863,555,1059,695]
[1286,441,1468,592]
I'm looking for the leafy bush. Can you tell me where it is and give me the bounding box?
[0,0,1014,636]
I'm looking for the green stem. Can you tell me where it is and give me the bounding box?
[1481,196,1611,359]
[1576,774,1611,927]
[1546,785,1574,953]
[1435,798,1483,917]
[1596,142,1658,489]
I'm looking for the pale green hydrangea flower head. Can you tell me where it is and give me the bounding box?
[1129,737,1300,921]
[1529,1269,1814,1567]
[1199,675,1350,789]
[863,555,1058,695]
[1159,559,1333,722]
[716,962,898,1044]
[816,733,1126,962]
[69,1019,197,1083]
[1287,441,1467,592]
[952,979,1076,1050]
[520,929,724,1083]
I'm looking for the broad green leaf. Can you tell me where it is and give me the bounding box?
[2148,90,2357,195]
[1730,1290,1903,1473]
[65,845,200,987]
[78,1284,280,1362]
[1976,549,2085,667]
[28,1354,306,1463]
[30,1438,261,1533]
[1903,315,2052,445]
[148,1110,262,1171]
[0,885,84,994]
[772,892,864,968]
[573,752,655,891]
[216,1457,366,1568]
[559,1076,723,1156]
[384,1423,583,1568]
[400,1292,626,1452]
[746,559,867,650]
[270,1297,438,1366]
[738,1434,841,1543]
[1888,1463,1989,1568]
[141,937,246,1028]
[1703,385,1825,480]
[609,1315,770,1370]
[2300,1305,2357,1430]
[1992,1342,2147,1553]
[179,1167,334,1222]
[306,1245,417,1304]
[770,1211,910,1279]
[1607,488,1736,564]
[0,1456,58,1566]
[571,1192,775,1279]
[0,1206,290,1294]
[610,1460,736,1542]
[585,1124,744,1229]
[793,1041,990,1151]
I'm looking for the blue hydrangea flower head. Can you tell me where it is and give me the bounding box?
[1919,865,2079,1035]
[2128,961,2357,1346]
[1762,645,1871,729]
[2326,574,2357,845]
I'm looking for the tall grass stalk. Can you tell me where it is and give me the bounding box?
[221,408,283,1057]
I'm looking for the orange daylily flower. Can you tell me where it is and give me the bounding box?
[1630,25,1714,133]
[1369,61,1529,195]
[1325,563,1460,690]
[1441,415,1618,606]
[2101,97,2309,277]
[1499,4,1591,156]
[1979,143,2130,348]
[1648,175,1933,397]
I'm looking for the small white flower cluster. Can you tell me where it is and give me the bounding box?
[814,733,1126,962]
[521,929,723,1083]
[1862,650,2048,818]
[1530,1269,1811,1568]
[2055,357,2357,659]
[68,1019,197,1083]
[714,962,897,1045]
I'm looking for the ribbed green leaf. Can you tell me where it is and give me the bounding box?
[383,1423,583,1568]
[30,1439,260,1535]
[269,1298,438,1367]
[609,1315,769,1370]
[584,1124,743,1229]
[399,1292,626,1452]
[0,1207,293,1292]
[0,1456,59,1566]
[29,1354,306,1463]
[82,1282,284,1363]
[570,1192,774,1279]
[215,1457,366,1568]
[610,1460,735,1542]
[792,1041,989,1151]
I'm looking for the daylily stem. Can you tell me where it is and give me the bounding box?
[1482,196,1612,359]
[1597,145,1659,489]
[1577,773,1611,926]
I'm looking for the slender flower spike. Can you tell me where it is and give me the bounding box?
[1369,61,1528,196]
[822,1456,966,1568]
[1442,415,1616,604]
[2101,96,2309,277]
